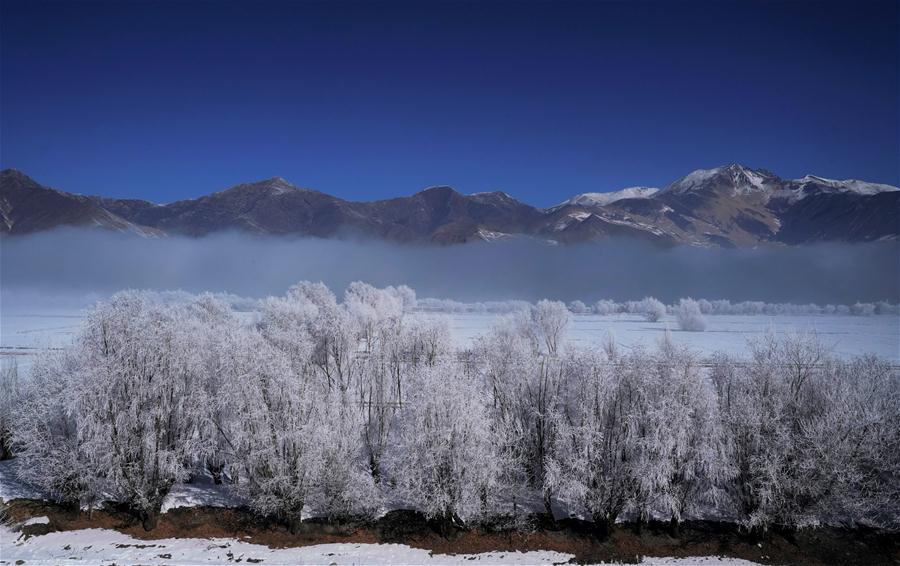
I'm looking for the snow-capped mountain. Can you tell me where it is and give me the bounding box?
[2,165,897,247]
[660,164,782,196]
[556,187,659,208]
[794,174,898,195]
[770,174,900,203]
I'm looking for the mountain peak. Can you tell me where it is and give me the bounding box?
[415,185,459,198]
[213,176,299,198]
[1,168,34,182]
[257,176,295,190]
[662,164,779,196]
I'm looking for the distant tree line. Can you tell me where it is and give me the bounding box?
[417,296,900,318]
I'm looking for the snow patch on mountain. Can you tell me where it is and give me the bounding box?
[795,175,898,195]
[768,175,900,203]
[557,187,659,208]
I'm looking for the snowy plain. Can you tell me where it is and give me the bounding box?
[2,306,899,375]
[442,312,900,361]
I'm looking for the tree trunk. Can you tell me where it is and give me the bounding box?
[592,517,613,540]
[369,456,381,482]
[634,517,645,535]
[286,508,305,535]
[669,517,681,538]
[0,439,13,460]
[141,509,160,531]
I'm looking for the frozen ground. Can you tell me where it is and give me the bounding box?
[0,460,764,566]
[0,525,764,565]
[0,304,86,374]
[442,312,900,362]
[0,459,241,513]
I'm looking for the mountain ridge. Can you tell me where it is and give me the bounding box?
[2,165,897,247]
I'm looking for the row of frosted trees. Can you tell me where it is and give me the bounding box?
[5,284,898,534]
[418,297,900,317]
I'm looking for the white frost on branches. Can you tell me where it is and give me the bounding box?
[8,284,899,535]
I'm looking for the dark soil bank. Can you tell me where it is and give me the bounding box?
[6,500,899,565]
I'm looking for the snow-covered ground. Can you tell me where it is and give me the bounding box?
[0,525,764,565]
[3,308,899,375]
[0,459,44,502]
[0,460,764,566]
[0,459,241,513]
[0,308,84,374]
[444,312,900,362]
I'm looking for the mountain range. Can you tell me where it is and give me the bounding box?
[2,164,897,247]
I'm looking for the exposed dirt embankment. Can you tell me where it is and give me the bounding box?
[5,499,898,565]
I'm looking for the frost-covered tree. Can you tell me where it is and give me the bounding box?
[475,315,566,515]
[593,299,621,315]
[528,300,570,356]
[648,335,731,528]
[0,359,20,460]
[345,281,404,354]
[74,292,208,530]
[186,295,248,484]
[548,336,729,534]
[675,298,707,332]
[311,390,379,520]
[875,301,900,315]
[850,302,876,316]
[224,329,324,532]
[837,355,900,529]
[568,300,590,314]
[12,349,95,508]
[547,345,645,534]
[388,359,503,526]
[258,293,318,377]
[636,297,667,322]
[402,316,451,367]
[708,331,896,531]
[388,284,417,311]
[7,281,898,534]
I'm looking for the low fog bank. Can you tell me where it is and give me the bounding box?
[2,229,898,306]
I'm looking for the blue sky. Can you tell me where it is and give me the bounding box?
[1,0,897,206]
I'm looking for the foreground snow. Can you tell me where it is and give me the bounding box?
[0,525,763,565]
[3,526,566,565]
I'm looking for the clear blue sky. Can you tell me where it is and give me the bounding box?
[1,0,897,206]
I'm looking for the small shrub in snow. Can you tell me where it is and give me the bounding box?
[637,297,667,322]
[675,298,707,331]
[851,302,876,316]
[593,299,620,315]
[567,300,590,314]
